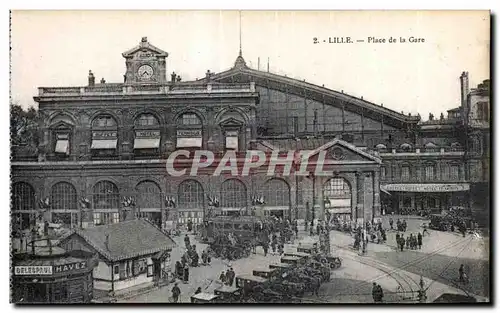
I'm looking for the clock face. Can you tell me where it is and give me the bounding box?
[137,64,154,81]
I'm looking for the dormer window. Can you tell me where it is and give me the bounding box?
[49,119,74,160]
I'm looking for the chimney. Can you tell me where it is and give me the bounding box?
[460,71,470,124]
[460,71,470,107]
[88,70,95,87]
[104,234,110,251]
[100,78,106,84]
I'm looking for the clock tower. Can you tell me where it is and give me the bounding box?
[122,37,169,84]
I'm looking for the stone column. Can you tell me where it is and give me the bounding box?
[372,170,381,222]
[355,171,365,226]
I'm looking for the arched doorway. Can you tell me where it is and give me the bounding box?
[262,178,290,218]
[220,179,247,216]
[177,179,204,225]
[136,180,162,228]
[323,177,352,223]
[11,182,36,231]
[50,182,78,229]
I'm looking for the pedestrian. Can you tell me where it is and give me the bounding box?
[402,220,407,232]
[183,264,189,283]
[219,271,226,285]
[417,232,422,249]
[271,235,278,254]
[192,250,199,267]
[184,234,190,248]
[187,219,193,232]
[400,236,405,252]
[278,243,284,256]
[395,233,400,248]
[377,284,384,302]
[459,264,467,283]
[406,235,410,250]
[194,287,202,295]
[263,242,269,256]
[175,261,183,279]
[372,282,381,303]
[423,224,429,236]
[201,250,207,265]
[226,267,235,286]
[171,282,181,303]
[396,219,401,232]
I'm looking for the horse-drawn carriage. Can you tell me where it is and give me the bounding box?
[202,215,272,261]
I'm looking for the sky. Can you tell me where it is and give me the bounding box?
[10,10,490,119]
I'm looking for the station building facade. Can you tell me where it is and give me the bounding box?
[11,37,491,231]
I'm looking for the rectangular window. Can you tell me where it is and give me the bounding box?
[381,167,386,180]
[112,213,120,224]
[147,264,154,277]
[93,213,101,226]
[225,131,239,150]
[450,165,460,180]
[401,166,410,181]
[425,165,435,181]
[119,263,127,280]
[114,264,119,275]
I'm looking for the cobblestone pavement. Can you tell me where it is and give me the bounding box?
[120,216,490,303]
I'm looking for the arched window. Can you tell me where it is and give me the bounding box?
[91,115,118,155]
[176,113,203,148]
[400,143,412,151]
[92,181,119,210]
[134,114,160,153]
[92,181,120,225]
[51,182,77,211]
[11,182,35,211]
[92,115,117,128]
[136,181,162,209]
[380,167,387,180]
[323,177,351,214]
[135,114,159,127]
[179,113,201,126]
[220,179,247,208]
[178,180,204,209]
[262,179,290,207]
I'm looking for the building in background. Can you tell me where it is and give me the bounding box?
[11,37,491,230]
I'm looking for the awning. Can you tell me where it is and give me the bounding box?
[134,138,160,149]
[263,206,290,211]
[380,186,391,196]
[176,137,202,148]
[381,183,470,193]
[324,199,351,207]
[326,208,351,214]
[221,207,244,212]
[91,139,117,150]
[226,137,239,150]
[55,140,69,154]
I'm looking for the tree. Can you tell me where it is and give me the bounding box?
[10,102,40,155]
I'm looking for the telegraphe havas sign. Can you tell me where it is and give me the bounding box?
[14,261,88,276]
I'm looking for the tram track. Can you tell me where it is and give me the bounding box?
[326,233,472,300]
